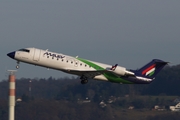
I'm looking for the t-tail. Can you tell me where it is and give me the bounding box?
[132,59,168,79]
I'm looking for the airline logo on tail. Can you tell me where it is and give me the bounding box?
[142,64,156,77]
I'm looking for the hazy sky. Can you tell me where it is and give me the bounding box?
[1,0,180,80]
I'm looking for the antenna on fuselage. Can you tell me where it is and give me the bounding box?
[76,56,78,58]
[46,49,49,51]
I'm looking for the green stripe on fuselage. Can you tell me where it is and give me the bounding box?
[77,58,104,70]
[77,58,133,84]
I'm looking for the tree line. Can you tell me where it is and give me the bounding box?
[0,64,180,120]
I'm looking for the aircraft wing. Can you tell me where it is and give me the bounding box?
[64,69,118,79]
[81,70,103,79]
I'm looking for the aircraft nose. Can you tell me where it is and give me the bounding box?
[7,51,15,59]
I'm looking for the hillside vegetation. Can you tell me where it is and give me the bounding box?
[0,65,180,120]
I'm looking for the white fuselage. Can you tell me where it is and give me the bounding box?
[13,48,123,81]
[8,47,166,84]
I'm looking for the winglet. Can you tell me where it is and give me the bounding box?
[110,64,118,71]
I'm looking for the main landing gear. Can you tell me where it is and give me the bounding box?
[80,75,88,84]
[16,61,20,69]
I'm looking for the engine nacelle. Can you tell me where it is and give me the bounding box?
[112,66,135,76]
[113,66,126,76]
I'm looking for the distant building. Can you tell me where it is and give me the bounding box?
[154,105,166,111]
[82,97,91,103]
[16,98,22,102]
[170,102,180,112]
[107,96,116,103]
[107,99,113,104]
[77,97,91,104]
[128,106,134,110]
[99,100,107,108]
[173,98,180,104]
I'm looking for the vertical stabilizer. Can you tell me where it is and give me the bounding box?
[133,59,168,79]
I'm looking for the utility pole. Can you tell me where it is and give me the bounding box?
[29,80,32,97]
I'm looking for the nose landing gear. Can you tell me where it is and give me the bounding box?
[16,61,20,69]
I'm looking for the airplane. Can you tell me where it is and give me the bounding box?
[7,48,168,84]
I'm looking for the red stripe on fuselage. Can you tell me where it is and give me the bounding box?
[142,64,155,75]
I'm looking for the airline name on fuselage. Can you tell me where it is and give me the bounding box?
[43,52,65,59]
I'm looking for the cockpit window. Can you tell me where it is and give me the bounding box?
[18,49,30,53]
